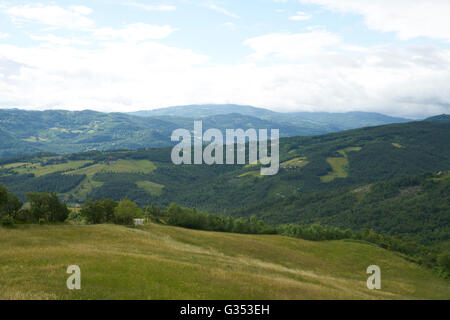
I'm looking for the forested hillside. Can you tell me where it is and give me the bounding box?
[0,106,410,157]
[0,120,448,248]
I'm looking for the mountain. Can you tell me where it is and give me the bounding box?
[129,104,411,131]
[1,223,448,299]
[1,120,449,247]
[425,114,450,123]
[129,104,278,119]
[0,107,409,158]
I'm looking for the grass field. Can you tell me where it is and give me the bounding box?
[0,224,448,300]
[136,181,165,196]
[280,157,309,168]
[66,160,157,177]
[3,160,93,177]
[321,147,361,182]
[1,159,157,178]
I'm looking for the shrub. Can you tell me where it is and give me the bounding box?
[1,216,14,227]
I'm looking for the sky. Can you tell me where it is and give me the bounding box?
[0,1,450,118]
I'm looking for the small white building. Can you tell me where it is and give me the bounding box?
[134,218,145,226]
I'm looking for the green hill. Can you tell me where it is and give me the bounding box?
[0,223,448,299]
[0,107,410,158]
[0,121,448,248]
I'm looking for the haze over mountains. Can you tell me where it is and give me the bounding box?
[0,104,412,157]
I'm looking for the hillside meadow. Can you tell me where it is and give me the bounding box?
[0,223,448,300]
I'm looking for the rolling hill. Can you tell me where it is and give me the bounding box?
[0,223,448,299]
[0,120,449,248]
[0,106,410,158]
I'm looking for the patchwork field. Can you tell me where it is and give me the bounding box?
[0,224,448,300]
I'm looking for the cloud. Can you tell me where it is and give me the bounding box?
[0,33,9,39]
[4,4,94,30]
[124,2,176,11]
[299,0,450,41]
[0,2,449,118]
[29,34,91,46]
[243,31,340,60]
[203,4,239,19]
[222,22,237,30]
[1,27,449,118]
[92,23,177,42]
[289,11,312,21]
[3,4,176,43]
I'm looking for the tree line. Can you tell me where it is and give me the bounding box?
[0,183,449,279]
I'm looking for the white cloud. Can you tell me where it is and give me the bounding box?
[3,4,175,43]
[69,5,93,16]
[243,31,340,60]
[299,0,450,41]
[203,4,239,19]
[222,22,237,30]
[125,2,176,11]
[5,4,94,30]
[289,11,312,21]
[1,28,449,118]
[93,23,176,42]
[0,33,9,39]
[0,2,449,118]
[29,34,90,46]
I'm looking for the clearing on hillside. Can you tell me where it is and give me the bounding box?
[321,147,362,182]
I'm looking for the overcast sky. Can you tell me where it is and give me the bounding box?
[1,0,450,118]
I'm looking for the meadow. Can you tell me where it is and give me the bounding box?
[0,223,448,300]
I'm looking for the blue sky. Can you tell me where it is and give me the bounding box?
[1,0,450,118]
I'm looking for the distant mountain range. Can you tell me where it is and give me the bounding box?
[129,104,411,131]
[0,104,412,157]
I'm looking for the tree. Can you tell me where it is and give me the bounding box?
[437,252,450,275]
[0,185,22,219]
[0,185,8,215]
[26,192,69,223]
[80,200,106,224]
[114,198,141,225]
[97,198,118,223]
[3,193,22,218]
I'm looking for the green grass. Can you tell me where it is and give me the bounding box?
[321,147,361,182]
[238,171,262,179]
[136,181,165,196]
[280,157,309,168]
[9,161,93,177]
[0,224,448,300]
[321,157,349,182]
[68,177,104,201]
[67,160,156,177]
[392,143,405,149]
